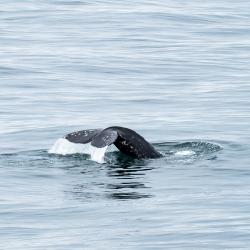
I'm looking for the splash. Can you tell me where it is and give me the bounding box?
[48,138,108,163]
[175,150,195,156]
[89,145,108,164]
[48,138,90,155]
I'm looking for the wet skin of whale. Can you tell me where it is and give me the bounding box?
[65,126,162,159]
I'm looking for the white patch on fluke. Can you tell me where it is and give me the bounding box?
[48,138,108,163]
[175,150,195,156]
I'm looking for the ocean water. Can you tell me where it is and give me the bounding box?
[1,0,250,249]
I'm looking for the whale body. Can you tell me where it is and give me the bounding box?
[64,126,162,159]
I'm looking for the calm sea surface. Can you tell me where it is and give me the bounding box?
[1,1,250,249]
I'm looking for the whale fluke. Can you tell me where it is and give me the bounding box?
[65,129,102,144]
[64,126,162,159]
[91,129,118,148]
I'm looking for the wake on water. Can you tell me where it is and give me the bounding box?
[49,138,222,164]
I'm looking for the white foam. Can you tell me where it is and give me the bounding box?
[48,138,108,163]
[175,150,195,156]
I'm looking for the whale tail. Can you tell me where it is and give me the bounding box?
[64,127,162,159]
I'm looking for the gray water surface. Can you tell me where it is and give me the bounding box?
[1,1,250,249]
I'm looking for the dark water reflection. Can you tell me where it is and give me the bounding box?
[105,153,153,199]
[65,152,154,201]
